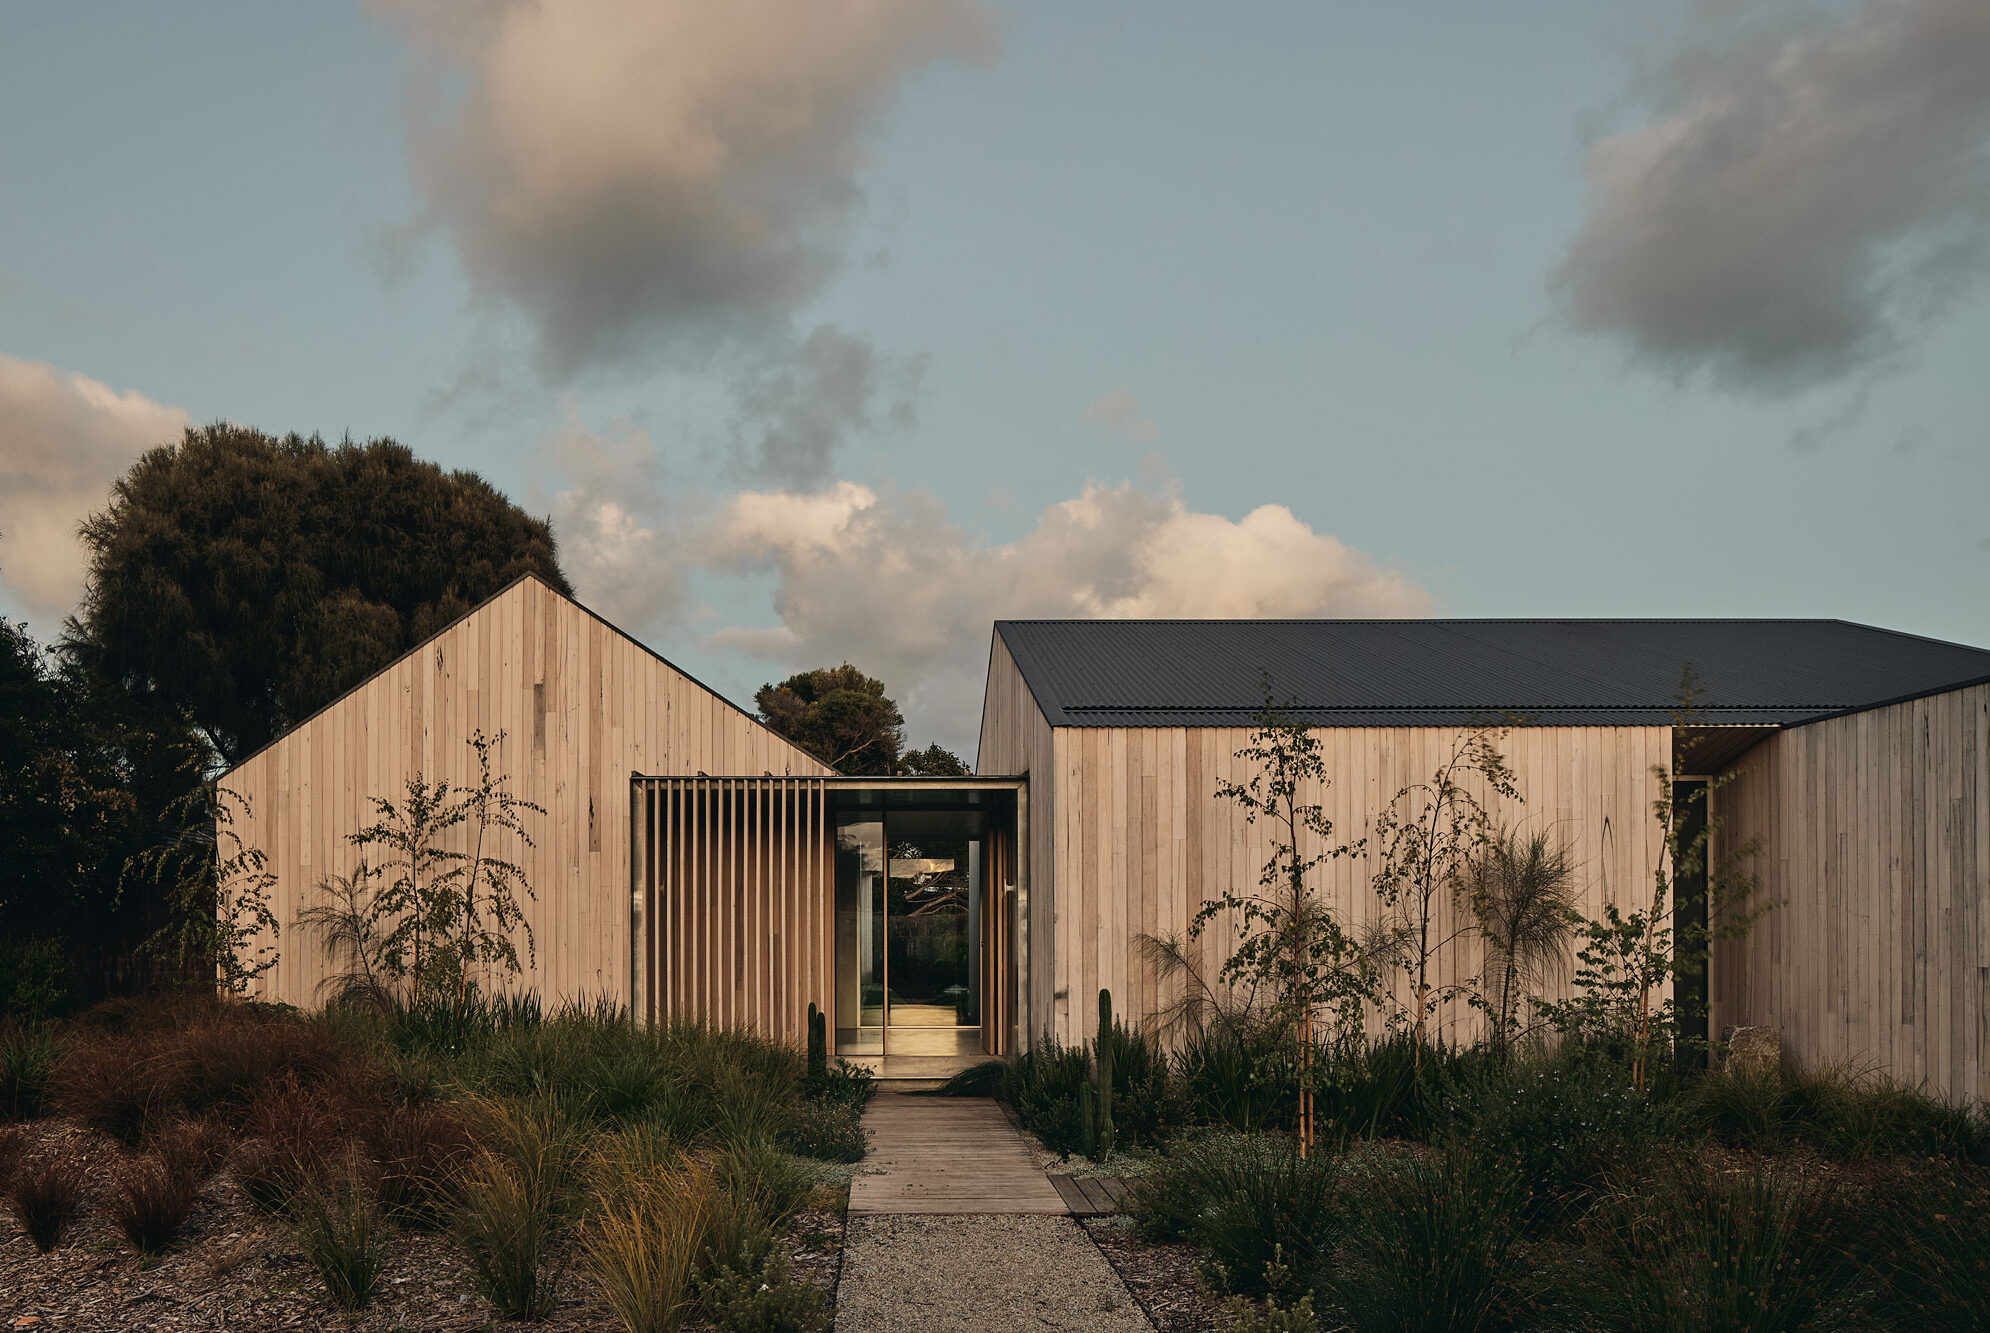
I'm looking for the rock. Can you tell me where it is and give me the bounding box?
[1723,1025,1782,1078]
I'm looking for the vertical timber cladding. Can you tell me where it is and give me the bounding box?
[637,776,833,1044]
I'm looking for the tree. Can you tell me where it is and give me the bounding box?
[754,664,904,774]
[1191,678,1373,1156]
[1538,674,1763,1091]
[302,730,543,1006]
[1462,825,1580,1062]
[1368,726,1518,1071]
[898,742,968,776]
[65,424,570,765]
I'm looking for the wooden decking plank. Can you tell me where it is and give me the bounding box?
[1048,1175,1091,1213]
[847,1092,1067,1215]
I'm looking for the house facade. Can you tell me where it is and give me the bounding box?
[223,575,1990,1100]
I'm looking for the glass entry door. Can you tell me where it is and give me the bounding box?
[833,809,981,1057]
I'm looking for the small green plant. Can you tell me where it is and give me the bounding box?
[9,1153,84,1252]
[780,1099,866,1162]
[701,1245,829,1333]
[293,1168,387,1312]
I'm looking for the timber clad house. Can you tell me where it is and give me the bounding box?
[221,574,1990,1102]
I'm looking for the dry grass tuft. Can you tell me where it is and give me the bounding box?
[9,1152,86,1252]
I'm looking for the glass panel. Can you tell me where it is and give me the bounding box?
[886,831,973,1029]
[834,814,885,1055]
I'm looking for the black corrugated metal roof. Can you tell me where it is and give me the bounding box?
[993,619,1990,728]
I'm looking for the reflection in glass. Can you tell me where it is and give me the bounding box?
[834,815,885,1055]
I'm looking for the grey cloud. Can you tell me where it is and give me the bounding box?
[374,0,997,377]
[729,325,925,488]
[1554,0,1990,395]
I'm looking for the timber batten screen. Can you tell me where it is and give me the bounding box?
[634,777,833,1043]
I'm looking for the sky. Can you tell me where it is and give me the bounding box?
[2,0,1987,755]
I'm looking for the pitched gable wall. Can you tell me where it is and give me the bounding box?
[221,576,827,1009]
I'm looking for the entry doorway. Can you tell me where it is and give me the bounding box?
[834,807,984,1060]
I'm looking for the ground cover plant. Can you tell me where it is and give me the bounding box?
[1,987,867,1329]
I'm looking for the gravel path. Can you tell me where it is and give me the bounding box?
[835,1213,1153,1332]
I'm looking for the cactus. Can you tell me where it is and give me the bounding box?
[807,1002,828,1082]
[1095,988,1116,1159]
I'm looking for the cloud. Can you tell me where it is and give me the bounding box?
[705,479,1430,747]
[1084,387,1160,443]
[728,324,924,486]
[1554,0,1990,395]
[375,0,998,376]
[539,411,687,630]
[0,354,188,619]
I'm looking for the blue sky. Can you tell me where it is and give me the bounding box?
[3,1,1986,750]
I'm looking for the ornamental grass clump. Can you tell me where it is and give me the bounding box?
[111,1156,203,1256]
[0,1024,59,1121]
[368,1102,475,1228]
[1588,1161,1869,1332]
[9,1153,85,1253]
[584,1140,718,1333]
[1128,1131,1341,1302]
[1326,1149,1529,1333]
[453,1094,588,1320]
[293,1166,388,1312]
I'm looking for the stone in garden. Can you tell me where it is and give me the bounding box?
[1724,1025,1781,1078]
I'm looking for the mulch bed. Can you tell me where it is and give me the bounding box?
[1,1119,849,1332]
[1081,1217,1230,1333]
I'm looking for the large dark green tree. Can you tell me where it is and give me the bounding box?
[65,425,571,765]
[754,664,966,776]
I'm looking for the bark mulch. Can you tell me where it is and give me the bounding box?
[1081,1216,1231,1333]
[1,1120,848,1333]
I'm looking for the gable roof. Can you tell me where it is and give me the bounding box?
[993,619,1990,729]
[220,572,809,777]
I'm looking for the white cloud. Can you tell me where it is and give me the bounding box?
[706,479,1430,748]
[1084,387,1159,443]
[374,0,998,376]
[540,410,687,631]
[0,354,187,620]
[1554,0,1990,395]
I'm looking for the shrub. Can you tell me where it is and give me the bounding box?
[1588,1161,1869,1332]
[453,1096,588,1319]
[112,1156,202,1256]
[9,1153,85,1252]
[1129,1131,1341,1301]
[585,1150,717,1333]
[701,1246,829,1333]
[1326,1149,1528,1333]
[1459,1056,1682,1227]
[808,1059,875,1111]
[780,1099,866,1163]
[293,1169,387,1311]
[1174,1021,1293,1134]
[0,936,76,1024]
[52,1034,185,1146]
[0,1024,59,1120]
[1001,1036,1092,1154]
[368,1103,475,1228]
[175,1011,351,1122]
